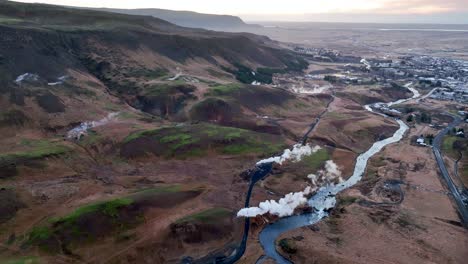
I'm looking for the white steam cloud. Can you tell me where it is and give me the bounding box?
[307,160,343,185]
[237,186,316,218]
[237,160,343,218]
[257,144,321,165]
[67,112,119,140]
[292,84,332,94]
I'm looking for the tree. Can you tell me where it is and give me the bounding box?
[453,140,466,152]
[406,115,414,122]
[324,75,338,83]
[420,112,432,123]
[426,134,435,145]
[404,107,415,113]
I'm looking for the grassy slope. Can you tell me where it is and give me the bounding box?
[442,136,459,159]
[25,185,203,251]
[0,1,312,261]
[121,123,286,158]
[297,149,329,171]
[0,139,70,166]
[1,256,40,264]
[442,135,468,186]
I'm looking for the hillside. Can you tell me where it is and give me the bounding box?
[3,1,464,264]
[0,1,308,120]
[0,1,315,263]
[88,7,250,30]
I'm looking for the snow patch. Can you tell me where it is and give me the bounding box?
[15,73,39,84]
[48,75,68,86]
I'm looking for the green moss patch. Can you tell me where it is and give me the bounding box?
[78,130,104,146]
[52,198,133,224]
[121,123,286,159]
[278,238,297,254]
[0,139,70,176]
[117,111,140,120]
[24,185,203,252]
[0,16,25,24]
[442,136,459,159]
[2,256,40,264]
[274,149,330,183]
[206,83,243,97]
[297,149,329,171]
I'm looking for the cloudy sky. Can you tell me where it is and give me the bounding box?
[15,0,468,23]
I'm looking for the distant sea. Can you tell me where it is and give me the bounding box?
[253,22,468,32]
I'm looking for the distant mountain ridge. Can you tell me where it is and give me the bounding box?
[87,7,249,29]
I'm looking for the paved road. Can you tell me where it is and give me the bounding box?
[432,115,468,227]
[301,94,335,145]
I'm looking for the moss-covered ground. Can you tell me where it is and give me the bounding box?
[121,123,286,159]
[0,139,70,167]
[24,185,204,252]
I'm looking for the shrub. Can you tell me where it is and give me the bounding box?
[278,238,297,254]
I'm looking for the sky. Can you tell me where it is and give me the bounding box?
[13,0,468,24]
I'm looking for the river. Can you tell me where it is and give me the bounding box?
[192,86,415,264]
[257,88,415,263]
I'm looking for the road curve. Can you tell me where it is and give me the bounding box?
[432,115,468,227]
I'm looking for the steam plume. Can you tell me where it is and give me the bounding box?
[307,160,343,185]
[237,160,343,218]
[257,144,321,165]
[237,186,315,218]
[67,112,119,140]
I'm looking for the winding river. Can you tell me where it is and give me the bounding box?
[258,86,416,263]
[193,85,416,264]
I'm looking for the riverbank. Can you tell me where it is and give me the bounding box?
[277,123,468,264]
[254,84,417,263]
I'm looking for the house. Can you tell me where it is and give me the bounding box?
[416,137,426,146]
